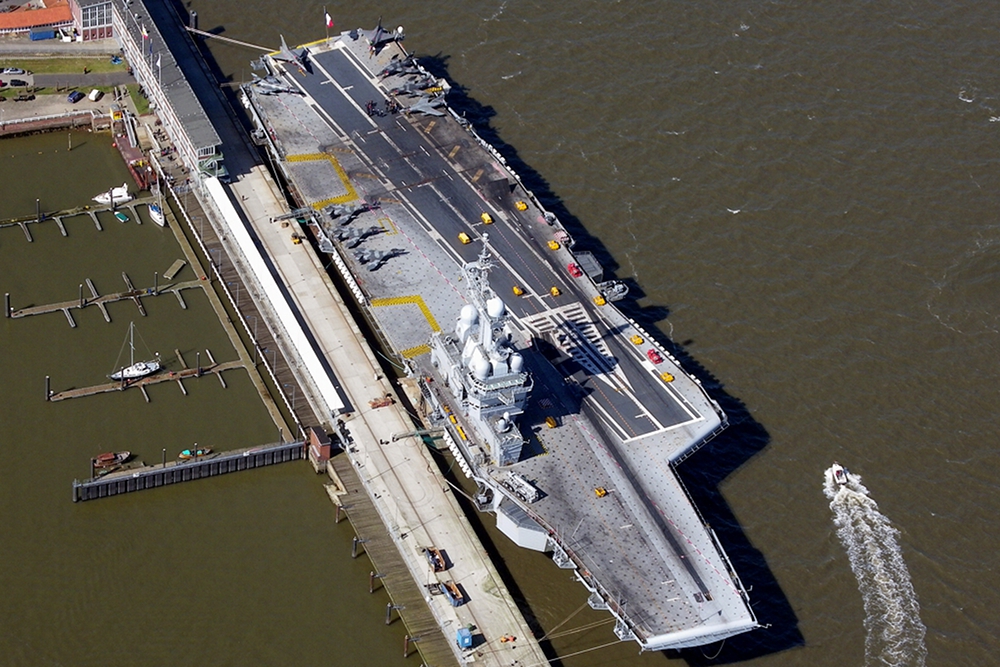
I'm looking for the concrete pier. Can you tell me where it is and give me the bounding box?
[72,440,306,502]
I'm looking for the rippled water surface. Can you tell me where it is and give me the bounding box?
[2,1,998,665]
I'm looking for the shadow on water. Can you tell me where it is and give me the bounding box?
[419,51,804,663]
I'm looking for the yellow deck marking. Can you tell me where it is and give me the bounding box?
[370,295,441,332]
[424,120,437,134]
[400,344,432,359]
[377,216,398,235]
[471,169,483,183]
[448,145,461,159]
[285,153,358,207]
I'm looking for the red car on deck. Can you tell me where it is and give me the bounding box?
[567,263,583,278]
[646,348,663,364]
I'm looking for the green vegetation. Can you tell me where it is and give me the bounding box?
[127,84,150,115]
[0,57,127,75]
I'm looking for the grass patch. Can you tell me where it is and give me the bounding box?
[0,57,126,75]
[127,84,150,115]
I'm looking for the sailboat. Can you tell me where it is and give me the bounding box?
[109,322,161,381]
[149,183,166,227]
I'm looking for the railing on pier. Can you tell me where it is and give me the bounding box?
[72,440,306,502]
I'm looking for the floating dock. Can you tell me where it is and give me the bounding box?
[72,440,306,502]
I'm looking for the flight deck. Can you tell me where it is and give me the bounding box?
[243,27,756,650]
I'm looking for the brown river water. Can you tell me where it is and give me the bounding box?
[1,1,998,665]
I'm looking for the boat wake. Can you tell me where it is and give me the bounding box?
[824,465,927,667]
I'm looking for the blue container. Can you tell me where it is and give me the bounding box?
[456,627,472,649]
[30,28,56,41]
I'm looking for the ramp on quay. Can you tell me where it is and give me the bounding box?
[111,2,550,663]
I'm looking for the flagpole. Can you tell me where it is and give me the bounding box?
[324,6,329,41]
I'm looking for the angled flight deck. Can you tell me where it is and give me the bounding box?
[243,27,756,651]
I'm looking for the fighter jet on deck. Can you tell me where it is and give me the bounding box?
[325,199,379,225]
[362,18,404,53]
[251,73,302,96]
[379,55,419,78]
[274,35,310,74]
[404,95,447,117]
[353,247,405,271]
[388,75,441,98]
[337,225,383,248]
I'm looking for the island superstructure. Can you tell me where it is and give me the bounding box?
[241,23,758,651]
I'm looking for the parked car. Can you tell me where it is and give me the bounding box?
[567,262,583,278]
[646,348,663,364]
[1,67,26,75]
[67,90,85,103]
[0,81,6,88]
[9,79,27,87]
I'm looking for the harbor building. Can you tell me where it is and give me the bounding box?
[112,0,225,179]
[69,0,113,41]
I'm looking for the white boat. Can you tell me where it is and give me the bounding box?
[149,203,165,227]
[109,322,161,381]
[831,462,849,486]
[93,183,133,206]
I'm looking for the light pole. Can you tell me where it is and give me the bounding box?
[227,281,240,307]
[262,347,277,371]
[283,383,297,412]
[209,247,220,272]
[248,315,258,365]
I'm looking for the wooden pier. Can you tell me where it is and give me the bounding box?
[0,196,157,240]
[6,274,204,325]
[72,440,306,502]
[327,453,460,666]
[47,356,243,402]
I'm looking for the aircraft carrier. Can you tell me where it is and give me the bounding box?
[242,23,757,651]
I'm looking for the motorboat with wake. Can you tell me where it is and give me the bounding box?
[109,322,161,381]
[831,462,850,486]
[93,183,133,206]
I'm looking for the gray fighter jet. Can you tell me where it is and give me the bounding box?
[337,225,383,248]
[388,76,440,97]
[379,55,419,78]
[362,18,404,53]
[325,199,379,225]
[404,95,447,117]
[274,35,309,74]
[353,247,405,271]
[251,73,301,96]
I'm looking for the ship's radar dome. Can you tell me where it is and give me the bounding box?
[471,349,490,380]
[459,304,478,325]
[486,297,506,319]
[509,352,524,373]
